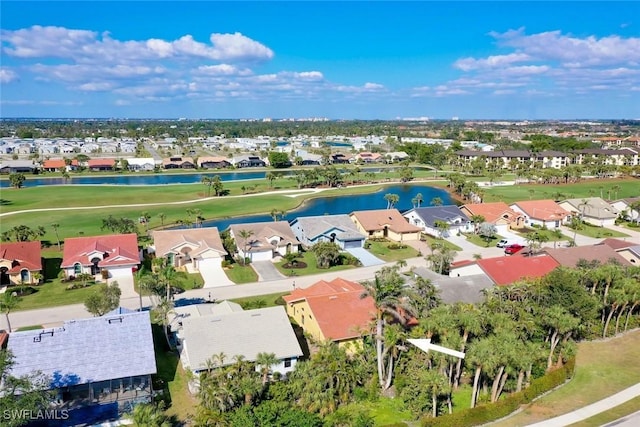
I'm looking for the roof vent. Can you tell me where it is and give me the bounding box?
[108,317,123,324]
[251,313,262,317]
[329,296,338,300]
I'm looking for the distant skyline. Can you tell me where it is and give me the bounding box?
[1,1,639,120]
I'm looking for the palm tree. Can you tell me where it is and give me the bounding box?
[384,193,400,209]
[153,298,175,348]
[467,337,494,408]
[0,292,20,332]
[140,211,151,233]
[51,223,61,250]
[129,402,172,427]
[470,214,485,234]
[158,212,166,227]
[255,352,279,385]
[201,176,213,197]
[237,229,254,265]
[430,197,443,206]
[411,193,424,208]
[265,171,277,188]
[433,220,450,239]
[360,266,413,390]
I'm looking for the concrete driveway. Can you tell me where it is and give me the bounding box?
[252,261,286,281]
[199,259,234,288]
[345,247,385,267]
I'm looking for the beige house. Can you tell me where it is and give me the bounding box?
[228,221,300,262]
[0,241,42,286]
[152,228,227,272]
[349,209,422,242]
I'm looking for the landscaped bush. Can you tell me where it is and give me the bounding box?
[9,286,37,296]
[387,243,408,250]
[66,282,93,291]
[340,253,361,266]
[221,259,232,268]
[420,358,575,427]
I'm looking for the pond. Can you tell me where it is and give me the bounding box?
[1,166,432,188]
[196,184,452,231]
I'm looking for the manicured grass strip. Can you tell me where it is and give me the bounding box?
[366,240,420,262]
[568,395,640,427]
[491,330,640,427]
[15,325,45,331]
[274,251,356,277]
[422,234,463,251]
[571,223,629,239]
[483,179,639,204]
[464,233,504,248]
[229,292,289,309]
[13,281,97,311]
[224,264,259,284]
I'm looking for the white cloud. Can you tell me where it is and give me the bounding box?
[196,64,253,76]
[454,53,531,71]
[0,68,18,83]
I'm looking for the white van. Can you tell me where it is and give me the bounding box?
[496,239,510,248]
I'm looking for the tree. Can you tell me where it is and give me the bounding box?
[1,225,45,242]
[201,176,214,197]
[101,215,137,234]
[270,209,286,221]
[0,350,53,427]
[361,266,413,390]
[310,241,341,269]
[478,222,497,246]
[140,211,151,233]
[411,193,424,209]
[268,152,291,168]
[51,223,61,250]
[266,171,279,188]
[212,175,224,196]
[399,163,414,182]
[153,298,175,348]
[9,173,26,189]
[158,212,166,227]
[238,229,255,265]
[84,282,121,316]
[433,220,450,239]
[384,193,399,209]
[470,215,485,234]
[430,197,443,206]
[255,352,279,385]
[1,292,20,333]
[129,402,173,427]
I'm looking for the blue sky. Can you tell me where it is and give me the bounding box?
[1,1,639,119]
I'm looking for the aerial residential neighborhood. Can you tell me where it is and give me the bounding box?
[2,0,640,425]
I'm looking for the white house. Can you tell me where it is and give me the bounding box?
[611,198,640,222]
[228,221,300,262]
[509,200,571,229]
[403,205,473,238]
[558,197,619,227]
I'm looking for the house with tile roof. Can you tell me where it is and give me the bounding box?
[558,197,619,227]
[228,221,300,262]
[403,205,472,237]
[152,228,227,271]
[350,209,422,242]
[170,302,303,386]
[615,245,640,266]
[542,245,631,267]
[7,310,156,416]
[596,238,637,251]
[61,234,140,281]
[87,158,116,171]
[42,158,78,172]
[162,156,195,169]
[283,278,375,353]
[448,254,560,286]
[460,202,526,233]
[510,200,571,228]
[0,241,42,286]
[290,214,366,249]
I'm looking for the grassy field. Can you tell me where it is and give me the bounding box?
[568,396,640,426]
[465,233,504,248]
[366,240,421,262]
[422,234,463,251]
[491,329,640,427]
[572,223,630,239]
[482,178,639,204]
[228,292,289,309]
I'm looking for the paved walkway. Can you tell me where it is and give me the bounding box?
[525,383,640,427]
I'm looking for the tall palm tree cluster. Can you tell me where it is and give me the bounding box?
[188,262,639,424]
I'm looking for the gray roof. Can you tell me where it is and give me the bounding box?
[0,160,38,168]
[561,197,619,219]
[170,301,243,332]
[406,205,470,227]
[179,304,303,371]
[7,311,156,388]
[410,267,493,304]
[291,214,364,241]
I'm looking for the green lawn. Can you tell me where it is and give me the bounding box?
[224,264,259,284]
[366,240,421,262]
[511,227,567,241]
[229,292,289,309]
[483,178,639,204]
[344,397,413,426]
[492,329,640,427]
[13,280,99,311]
[422,234,463,251]
[15,325,45,331]
[570,223,630,239]
[464,233,503,248]
[274,251,357,277]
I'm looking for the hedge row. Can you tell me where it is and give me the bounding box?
[421,358,576,427]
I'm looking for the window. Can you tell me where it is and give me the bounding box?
[74,263,82,275]
[284,358,292,368]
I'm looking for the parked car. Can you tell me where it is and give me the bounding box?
[496,239,509,248]
[504,244,526,255]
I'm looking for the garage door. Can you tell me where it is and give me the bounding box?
[343,240,363,249]
[109,266,133,277]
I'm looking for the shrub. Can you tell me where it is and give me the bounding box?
[66,282,93,291]
[387,243,407,250]
[221,259,232,268]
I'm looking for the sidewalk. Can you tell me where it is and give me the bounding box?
[525,383,640,427]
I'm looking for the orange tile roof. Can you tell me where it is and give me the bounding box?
[87,158,116,167]
[284,278,376,341]
[597,238,636,251]
[477,255,560,286]
[511,200,571,221]
[42,159,78,168]
[461,202,523,224]
[61,233,139,268]
[350,209,422,233]
[0,241,42,273]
